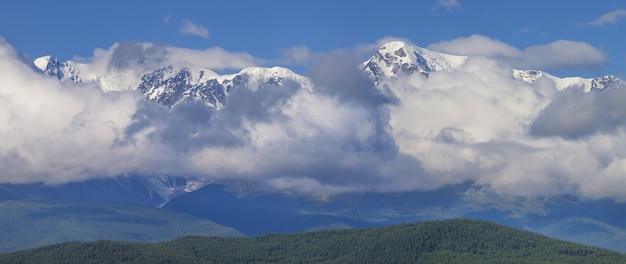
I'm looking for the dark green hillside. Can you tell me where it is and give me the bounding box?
[2,218,625,263]
[0,200,243,253]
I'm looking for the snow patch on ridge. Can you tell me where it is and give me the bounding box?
[513,69,624,92]
[34,55,83,83]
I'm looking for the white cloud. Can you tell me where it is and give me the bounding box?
[586,9,626,26]
[0,39,144,184]
[530,81,626,138]
[74,42,258,92]
[375,56,626,199]
[520,40,607,70]
[428,35,607,71]
[432,0,462,13]
[278,45,318,65]
[163,14,172,25]
[4,36,626,201]
[179,19,209,39]
[165,46,256,69]
[428,34,523,57]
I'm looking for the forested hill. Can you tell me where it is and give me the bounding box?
[2,218,625,263]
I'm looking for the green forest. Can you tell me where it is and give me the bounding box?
[1,218,625,263]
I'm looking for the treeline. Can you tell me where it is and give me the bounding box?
[1,218,625,263]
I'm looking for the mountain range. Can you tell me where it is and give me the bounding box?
[34,40,624,111]
[2,39,626,252]
[0,200,242,253]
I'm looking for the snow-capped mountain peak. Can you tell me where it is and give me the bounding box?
[591,75,624,91]
[513,69,625,92]
[34,55,82,83]
[512,69,543,83]
[361,40,466,84]
[137,65,226,109]
[33,43,624,112]
[224,66,311,91]
[137,65,309,109]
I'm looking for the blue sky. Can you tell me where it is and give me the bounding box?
[1,0,625,78]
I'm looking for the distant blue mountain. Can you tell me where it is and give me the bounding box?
[163,183,626,252]
[0,200,242,253]
[0,175,208,207]
[162,184,376,236]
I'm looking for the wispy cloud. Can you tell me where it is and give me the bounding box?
[517,27,549,38]
[432,0,462,13]
[179,19,209,39]
[277,45,321,66]
[586,9,626,26]
[162,14,172,25]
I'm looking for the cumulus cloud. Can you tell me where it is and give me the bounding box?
[586,9,626,26]
[0,38,257,184]
[530,83,626,139]
[4,36,626,201]
[308,50,397,108]
[382,58,626,200]
[0,39,143,183]
[428,35,607,71]
[179,19,209,39]
[180,50,401,192]
[0,39,401,193]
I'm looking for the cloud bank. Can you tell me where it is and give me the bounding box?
[278,45,319,66]
[2,36,626,201]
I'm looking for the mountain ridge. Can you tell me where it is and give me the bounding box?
[513,69,624,92]
[0,199,243,253]
[3,218,625,263]
[34,40,624,110]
